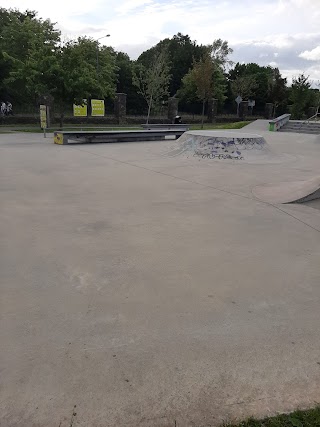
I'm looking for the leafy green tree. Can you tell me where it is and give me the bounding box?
[5,35,117,125]
[231,75,258,100]
[0,8,117,122]
[229,63,274,110]
[115,51,145,114]
[228,63,289,115]
[178,39,231,125]
[59,38,116,100]
[0,8,60,103]
[55,38,117,124]
[181,54,215,128]
[179,62,227,114]
[208,38,233,69]
[231,75,258,116]
[308,88,320,114]
[267,68,288,116]
[137,33,207,96]
[290,74,312,119]
[132,48,171,123]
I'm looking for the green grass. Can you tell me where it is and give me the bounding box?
[6,126,141,133]
[190,121,251,130]
[11,128,52,133]
[5,121,251,133]
[225,407,320,427]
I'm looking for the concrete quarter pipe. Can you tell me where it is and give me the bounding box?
[165,130,289,164]
[166,129,320,204]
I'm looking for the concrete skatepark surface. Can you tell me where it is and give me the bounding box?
[0,123,320,427]
[253,176,320,204]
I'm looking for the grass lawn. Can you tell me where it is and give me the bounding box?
[3,121,251,133]
[226,407,320,427]
[5,125,141,133]
[190,121,251,130]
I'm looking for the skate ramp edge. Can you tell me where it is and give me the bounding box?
[166,131,272,161]
[252,176,320,204]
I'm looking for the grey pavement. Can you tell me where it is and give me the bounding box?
[0,127,320,427]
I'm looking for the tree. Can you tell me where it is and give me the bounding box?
[115,51,145,114]
[0,8,60,103]
[231,75,258,116]
[267,68,288,117]
[179,39,231,126]
[57,39,117,124]
[5,35,118,126]
[308,87,320,114]
[209,38,233,69]
[228,63,276,110]
[132,48,171,123]
[290,74,312,119]
[183,54,215,128]
[137,33,207,96]
[178,60,227,116]
[0,8,118,123]
[231,75,258,100]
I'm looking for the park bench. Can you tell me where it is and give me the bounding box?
[54,129,185,145]
[269,114,291,131]
[141,123,190,131]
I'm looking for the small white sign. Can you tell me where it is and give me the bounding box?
[235,95,242,105]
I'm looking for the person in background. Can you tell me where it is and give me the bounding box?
[6,101,13,115]
[0,101,6,116]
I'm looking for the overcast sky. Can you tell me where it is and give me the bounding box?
[5,0,320,84]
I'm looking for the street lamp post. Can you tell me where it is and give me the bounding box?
[96,34,110,75]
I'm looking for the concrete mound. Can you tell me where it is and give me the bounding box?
[165,130,280,163]
[252,176,320,204]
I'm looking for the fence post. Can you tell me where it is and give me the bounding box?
[207,98,218,123]
[239,101,249,120]
[114,93,127,125]
[265,103,274,119]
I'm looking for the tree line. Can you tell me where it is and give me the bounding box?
[0,7,319,123]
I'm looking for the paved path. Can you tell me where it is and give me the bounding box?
[1,131,320,427]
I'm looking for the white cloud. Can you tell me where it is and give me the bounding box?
[233,33,313,50]
[299,46,320,61]
[281,67,320,87]
[6,0,104,20]
[3,0,320,80]
[116,0,153,15]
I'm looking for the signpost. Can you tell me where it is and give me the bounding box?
[91,99,105,117]
[73,100,88,117]
[235,95,242,117]
[40,104,47,138]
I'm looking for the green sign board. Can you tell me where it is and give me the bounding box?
[91,99,105,117]
[73,100,88,117]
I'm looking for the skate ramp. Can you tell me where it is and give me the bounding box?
[165,130,286,163]
[252,176,320,204]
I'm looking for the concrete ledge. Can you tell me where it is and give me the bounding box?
[269,114,291,132]
[53,129,186,145]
